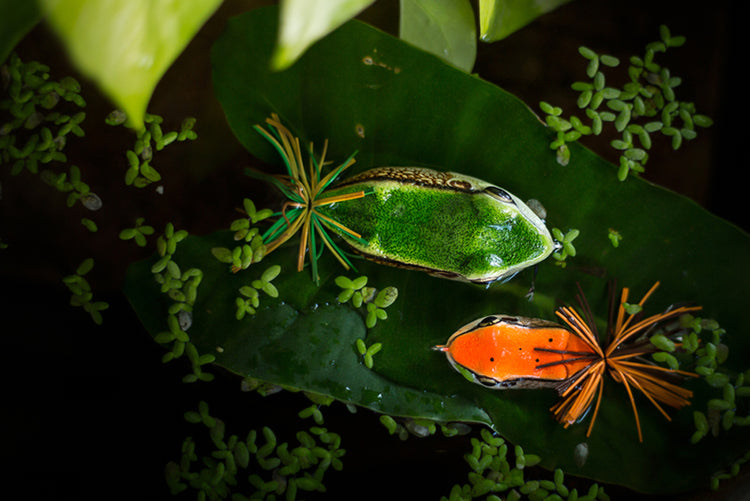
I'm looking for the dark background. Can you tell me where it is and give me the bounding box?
[2,0,748,499]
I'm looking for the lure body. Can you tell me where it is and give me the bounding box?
[434,315,595,389]
[316,167,556,283]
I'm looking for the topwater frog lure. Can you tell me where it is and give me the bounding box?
[434,282,701,441]
[247,115,557,283]
[433,314,595,390]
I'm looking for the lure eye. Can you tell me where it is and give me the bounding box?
[477,315,500,327]
[476,375,500,388]
[484,186,515,204]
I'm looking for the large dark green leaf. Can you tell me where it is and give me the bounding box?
[126,5,750,494]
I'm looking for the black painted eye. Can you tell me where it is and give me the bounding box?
[478,315,499,327]
[485,186,514,204]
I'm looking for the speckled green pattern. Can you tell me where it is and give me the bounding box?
[317,180,553,282]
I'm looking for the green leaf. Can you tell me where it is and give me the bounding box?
[478,0,574,42]
[128,6,750,495]
[76,257,94,276]
[261,264,281,283]
[39,0,222,129]
[399,0,477,72]
[271,0,375,71]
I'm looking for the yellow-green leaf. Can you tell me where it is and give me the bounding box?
[399,0,476,72]
[39,0,222,129]
[479,0,574,42]
[271,0,375,71]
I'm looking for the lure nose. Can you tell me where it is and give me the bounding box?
[432,344,449,352]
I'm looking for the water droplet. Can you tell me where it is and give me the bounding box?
[574,442,589,467]
[178,310,192,331]
[526,199,547,220]
[80,192,102,210]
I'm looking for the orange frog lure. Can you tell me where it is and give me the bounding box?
[434,282,702,441]
[433,315,597,390]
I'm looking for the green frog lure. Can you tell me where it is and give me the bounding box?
[247,114,558,284]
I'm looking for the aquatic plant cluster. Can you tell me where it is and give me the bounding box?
[148,222,215,384]
[235,265,282,320]
[443,429,609,501]
[166,400,345,500]
[1,52,85,178]
[0,51,103,251]
[539,25,713,180]
[62,257,109,325]
[106,109,198,188]
[194,376,629,501]
[211,198,272,273]
[334,275,398,329]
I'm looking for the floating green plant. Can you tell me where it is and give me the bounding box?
[1,52,95,215]
[39,163,102,210]
[539,25,712,180]
[106,110,197,188]
[335,275,398,328]
[378,414,469,441]
[61,257,109,325]
[551,227,579,268]
[607,228,622,248]
[355,338,382,369]
[710,450,750,491]
[235,264,281,319]
[212,198,271,272]
[442,428,609,501]
[152,223,190,274]
[676,314,750,453]
[166,400,345,500]
[1,53,86,172]
[119,217,155,247]
[148,224,213,383]
[80,217,98,232]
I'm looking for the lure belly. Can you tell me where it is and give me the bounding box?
[433,315,596,389]
[317,167,556,283]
